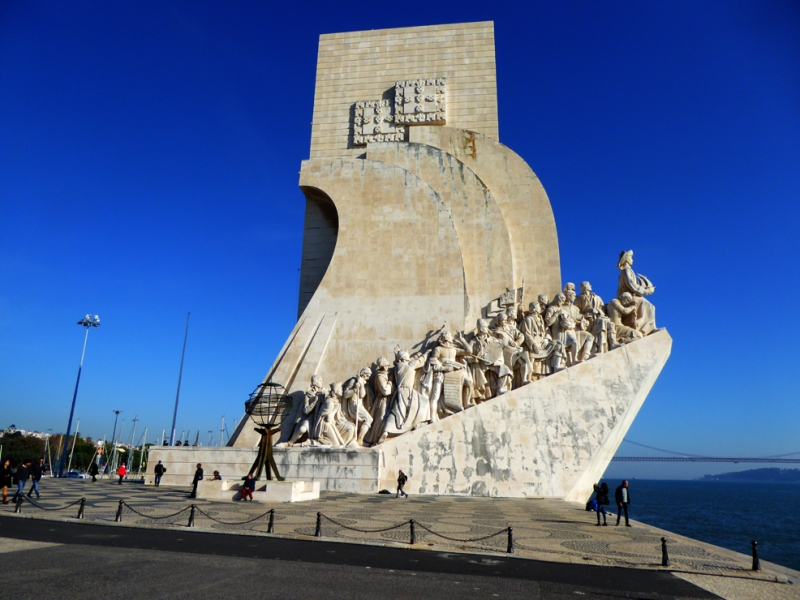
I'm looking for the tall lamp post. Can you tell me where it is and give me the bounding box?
[59,314,100,477]
[169,312,191,446]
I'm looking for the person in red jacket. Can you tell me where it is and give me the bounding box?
[117,464,127,485]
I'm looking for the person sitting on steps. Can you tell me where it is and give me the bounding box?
[240,473,256,501]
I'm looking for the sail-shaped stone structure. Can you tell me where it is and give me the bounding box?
[150,22,670,500]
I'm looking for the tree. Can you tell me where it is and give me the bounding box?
[0,435,44,466]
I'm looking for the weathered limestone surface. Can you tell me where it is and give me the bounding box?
[379,330,672,499]
[367,142,514,326]
[410,126,561,294]
[311,22,498,160]
[148,446,381,494]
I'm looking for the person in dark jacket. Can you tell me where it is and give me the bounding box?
[153,461,166,487]
[240,473,255,501]
[88,462,99,482]
[13,460,31,501]
[593,482,610,526]
[396,470,408,498]
[27,458,44,499]
[615,480,631,526]
[1,459,12,504]
[189,463,203,498]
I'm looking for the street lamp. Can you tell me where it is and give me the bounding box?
[59,314,100,477]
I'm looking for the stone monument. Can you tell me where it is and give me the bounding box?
[149,22,671,502]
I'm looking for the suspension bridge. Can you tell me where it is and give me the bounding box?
[611,440,800,463]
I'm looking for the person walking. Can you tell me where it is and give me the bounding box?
[27,458,44,499]
[13,460,31,501]
[1,459,12,504]
[396,470,408,498]
[88,462,99,482]
[615,480,631,526]
[189,463,203,499]
[117,463,127,485]
[153,461,166,487]
[593,482,610,526]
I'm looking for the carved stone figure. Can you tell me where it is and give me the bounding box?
[544,293,566,340]
[519,301,556,380]
[576,281,617,354]
[537,294,549,316]
[379,350,430,442]
[423,331,474,421]
[364,357,393,446]
[342,367,374,444]
[279,375,325,447]
[607,292,644,344]
[617,250,657,335]
[544,293,577,370]
[309,383,341,446]
[459,319,505,401]
[492,312,532,389]
[563,289,594,363]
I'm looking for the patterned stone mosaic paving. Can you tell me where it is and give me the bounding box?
[2,478,794,584]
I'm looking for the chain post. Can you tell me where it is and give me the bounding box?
[14,495,22,513]
[507,527,514,554]
[410,519,416,545]
[115,500,124,522]
[315,512,322,537]
[267,509,274,534]
[187,504,196,528]
[77,498,86,519]
[661,537,670,567]
[751,541,761,571]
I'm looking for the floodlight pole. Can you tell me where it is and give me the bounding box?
[136,428,147,478]
[169,312,191,446]
[59,315,100,476]
[66,419,80,474]
[126,416,139,470]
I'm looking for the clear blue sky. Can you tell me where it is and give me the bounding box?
[1,1,798,478]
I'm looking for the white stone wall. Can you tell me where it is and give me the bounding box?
[148,445,381,494]
[379,331,672,499]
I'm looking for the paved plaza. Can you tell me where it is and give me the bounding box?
[2,478,797,598]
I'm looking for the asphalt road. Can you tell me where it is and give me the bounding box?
[0,516,719,599]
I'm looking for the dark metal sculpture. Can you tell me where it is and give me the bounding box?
[244,382,292,481]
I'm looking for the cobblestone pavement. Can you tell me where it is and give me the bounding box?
[3,478,797,593]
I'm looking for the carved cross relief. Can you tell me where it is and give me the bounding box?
[353,100,406,146]
[353,78,446,146]
[395,78,446,125]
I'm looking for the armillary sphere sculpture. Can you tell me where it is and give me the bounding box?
[244,381,292,481]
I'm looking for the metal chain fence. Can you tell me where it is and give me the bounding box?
[21,496,84,512]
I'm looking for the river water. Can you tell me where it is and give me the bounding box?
[606,479,800,571]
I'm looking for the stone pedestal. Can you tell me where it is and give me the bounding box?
[252,480,320,502]
[147,445,381,493]
[193,478,320,502]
